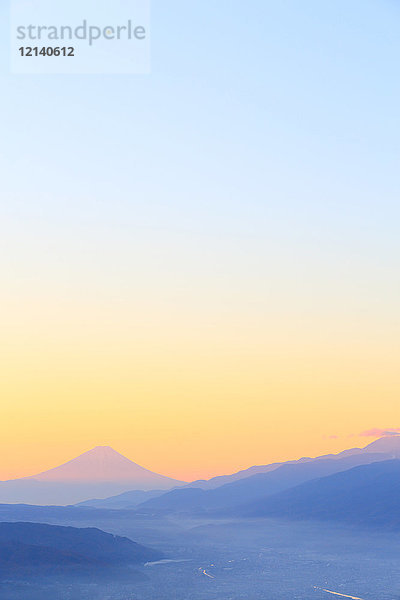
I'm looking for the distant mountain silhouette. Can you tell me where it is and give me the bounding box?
[181,437,400,491]
[138,487,208,512]
[75,436,398,513]
[0,503,137,523]
[136,452,391,514]
[362,435,400,456]
[237,459,400,528]
[77,489,165,509]
[0,522,161,581]
[27,446,182,485]
[183,450,366,490]
[0,447,185,505]
[2,436,398,507]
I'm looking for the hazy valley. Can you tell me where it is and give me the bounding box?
[1,437,400,599]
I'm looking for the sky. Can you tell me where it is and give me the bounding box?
[0,0,399,481]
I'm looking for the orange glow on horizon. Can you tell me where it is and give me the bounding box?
[1,238,399,482]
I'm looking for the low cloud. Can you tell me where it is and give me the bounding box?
[359,428,400,438]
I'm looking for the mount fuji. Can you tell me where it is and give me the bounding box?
[0,446,185,506]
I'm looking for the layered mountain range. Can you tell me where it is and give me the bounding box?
[129,437,400,516]
[2,436,400,516]
[238,458,400,526]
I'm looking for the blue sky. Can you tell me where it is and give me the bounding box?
[1,1,399,228]
[1,0,399,322]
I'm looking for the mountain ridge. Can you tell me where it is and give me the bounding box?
[0,521,161,581]
[236,458,400,529]
[134,451,394,515]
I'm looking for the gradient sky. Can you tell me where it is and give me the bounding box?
[0,0,399,481]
